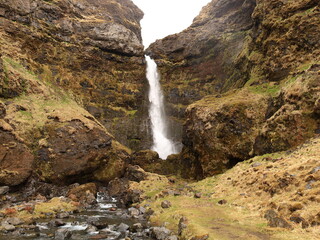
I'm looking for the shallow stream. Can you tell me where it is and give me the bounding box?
[0,193,151,240]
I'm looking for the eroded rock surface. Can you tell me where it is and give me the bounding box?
[0,0,151,151]
[148,0,320,178]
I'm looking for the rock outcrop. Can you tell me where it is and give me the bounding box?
[148,0,320,178]
[0,0,151,151]
[0,0,146,186]
[146,0,257,137]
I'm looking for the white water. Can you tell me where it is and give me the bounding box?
[146,56,178,159]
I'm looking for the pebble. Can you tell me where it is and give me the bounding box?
[194,193,202,198]
[218,199,227,205]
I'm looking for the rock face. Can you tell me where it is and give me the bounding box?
[0,0,146,185]
[0,129,34,186]
[0,0,151,151]
[146,0,257,138]
[148,0,320,178]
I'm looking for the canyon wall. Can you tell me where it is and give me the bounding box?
[0,0,150,186]
[148,0,320,179]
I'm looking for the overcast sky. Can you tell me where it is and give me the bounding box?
[132,0,212,48]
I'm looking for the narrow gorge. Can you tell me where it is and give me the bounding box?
[0,0,319,239]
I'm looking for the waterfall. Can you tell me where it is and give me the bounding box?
[146,55,178,159]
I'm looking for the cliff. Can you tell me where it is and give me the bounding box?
[0,0,152,152]
[147,0,320,178]
[0,0,149,186]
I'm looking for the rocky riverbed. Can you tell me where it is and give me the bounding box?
[0,174,178,240]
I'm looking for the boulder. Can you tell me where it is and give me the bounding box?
[67,183,97,202]
[124,165,148,182]
[264,209,292,229]
[0,130,34,186]
[0,186,9,195]
[151,227,172,240]
[37,121,128,184]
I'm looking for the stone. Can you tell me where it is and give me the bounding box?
[0,186,9,195]
[124,165,148,182]
[117,223,129,232]
[1,222,15,231]
[161,200,172,209]
[51,219,66,227]
[178,217,188,236]
[251,162,262,168]
[264,210,292,229]
[139,206,146,214]
[151,227,171,240]
[128,207,140,217]
[6,217,24,225]
[218,199,227,205]
[131,223,143,232]
[190,234,209,240]
[86,225,97,233]
[194,193,202,198]
[68,183,97,200]
[90,219,108,230]
[56,212,70,219]
[54,228,72,240]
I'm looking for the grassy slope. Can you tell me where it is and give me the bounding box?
[131,137,320,240]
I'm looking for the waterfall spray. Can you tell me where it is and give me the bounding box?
[146,56,178,159]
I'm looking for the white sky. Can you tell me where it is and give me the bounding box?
[132,0,212,48]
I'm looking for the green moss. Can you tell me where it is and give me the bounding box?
[249,83,281,96]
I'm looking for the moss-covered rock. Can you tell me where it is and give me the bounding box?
[147,0,320,178]
[0,0,151,151]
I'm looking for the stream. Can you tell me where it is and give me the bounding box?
[0,193,152,240]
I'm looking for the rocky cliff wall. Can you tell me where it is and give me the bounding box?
[0,0,149,186]
[146,0,257,142]
[0,0,152,151]
[148,0,320,179]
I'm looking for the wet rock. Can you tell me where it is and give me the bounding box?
[89,218,108,230]
[56,212,70,219]
[0,186,9,195]
[151,227,171,240]
[54,228,72,240]
[52,219,66,227]
[131,223,143,232]
[264,209,292,229]
[117,222,129,232]
[128,207,140,217]
[86,225,97,233]
[161,200,172,209]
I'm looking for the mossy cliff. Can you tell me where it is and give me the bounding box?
[147,0,320,178]
[0,0,149,186]
[0,0,151,151]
